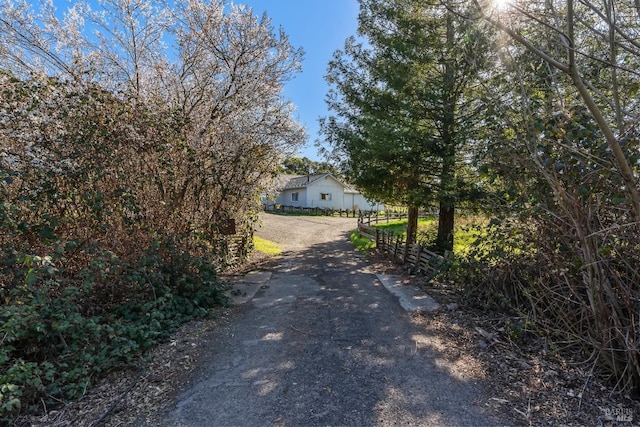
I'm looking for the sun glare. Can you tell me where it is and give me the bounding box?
[493,0,511,10]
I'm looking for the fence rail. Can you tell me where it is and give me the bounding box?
[358,209,434,225]
[264,204,376,218]
[357,221,448,278]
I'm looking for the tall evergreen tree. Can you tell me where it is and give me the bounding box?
[321,0,489,251]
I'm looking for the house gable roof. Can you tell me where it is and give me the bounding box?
[272,174,299,191]
[281,173,357,192]
[283,174,328,189]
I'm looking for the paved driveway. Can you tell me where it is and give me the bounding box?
[157,214,501,426]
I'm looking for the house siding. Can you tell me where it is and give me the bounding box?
[305,176,346,209]
[344,193,382,211]
[277,188,307,207]
[267,173,384,211]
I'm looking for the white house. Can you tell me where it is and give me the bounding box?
[267,173,383,211]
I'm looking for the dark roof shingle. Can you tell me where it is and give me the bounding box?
[283,174,329,189]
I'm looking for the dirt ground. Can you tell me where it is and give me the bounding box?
[17,213,640,426]
[256,213,358,251]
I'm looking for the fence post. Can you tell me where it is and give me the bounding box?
[383,231,388,253]
[403,238,410,263]
[375,229,380,248]
[393,237,399,262]
[393,237,398,262]
[415,244,422,271]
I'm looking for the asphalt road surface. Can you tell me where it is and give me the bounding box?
[156,213,502,426]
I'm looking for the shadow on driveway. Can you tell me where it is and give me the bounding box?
[159,231,503,426]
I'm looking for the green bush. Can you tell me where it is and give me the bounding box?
[441,218,535,312]
[0,240,227,422]
[0,72,258,423]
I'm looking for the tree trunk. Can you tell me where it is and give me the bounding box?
[436,200,454,253]
[436,144,456,253]
[406,205,419,245]
[435,4,456,254]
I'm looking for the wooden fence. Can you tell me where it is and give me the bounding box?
[359,210,408,224]
[264,204,372,218]
[218,234,251,270]
[358,209,435,225]
[357,220,448,278]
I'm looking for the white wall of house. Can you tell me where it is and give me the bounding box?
[306,176,346,209]
[343,193,384,211]
[277,188,307,207]
[270,174,384,211]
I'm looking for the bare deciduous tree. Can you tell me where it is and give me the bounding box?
[0,0,305,251]
[472,0,640,218]
[464,0,640,393]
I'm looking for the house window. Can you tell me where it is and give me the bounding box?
[291,192,299,202]
[320,193,332,201]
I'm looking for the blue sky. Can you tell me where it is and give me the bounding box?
[238,0,360,161]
